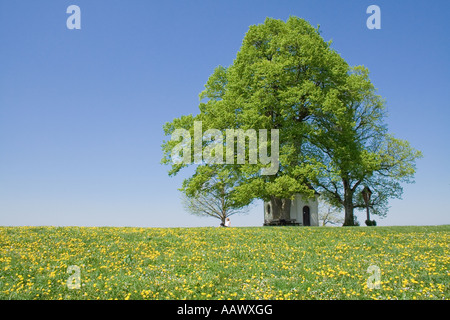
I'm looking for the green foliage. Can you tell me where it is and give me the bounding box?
[162,16,351,206]
[309,65,423,224]
[161,16,422,223]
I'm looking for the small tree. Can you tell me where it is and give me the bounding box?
[318,200,344,226]
[180,166,249,225]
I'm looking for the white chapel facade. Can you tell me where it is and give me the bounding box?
[264,193,319,226]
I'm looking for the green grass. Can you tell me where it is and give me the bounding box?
[0,225,449,300]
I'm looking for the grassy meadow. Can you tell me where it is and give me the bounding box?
[0,225,449,300]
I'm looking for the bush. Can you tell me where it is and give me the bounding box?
[365,219,377,226]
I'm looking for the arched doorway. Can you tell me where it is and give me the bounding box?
[303,206,311,226]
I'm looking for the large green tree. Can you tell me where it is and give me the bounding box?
[161,16,421,225]
[162,16,349,217]
[308,66,422,225]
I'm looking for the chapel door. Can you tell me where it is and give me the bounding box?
[303,206,311,226]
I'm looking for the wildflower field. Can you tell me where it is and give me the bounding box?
[0,225,449,300]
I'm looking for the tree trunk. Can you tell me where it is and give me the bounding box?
[269,196,291,222]
[343,200,355,226]
[343,180,355,226]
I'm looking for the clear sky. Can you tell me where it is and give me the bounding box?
[1,0,449,228]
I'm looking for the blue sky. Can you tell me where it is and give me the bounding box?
[0,0,449,227]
